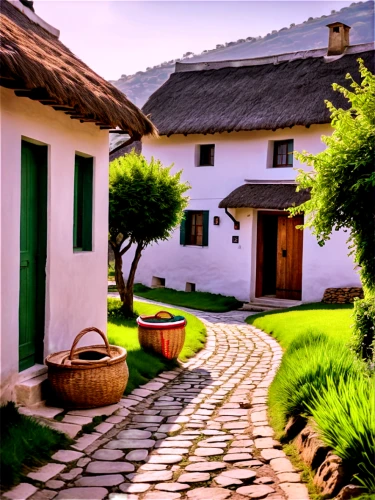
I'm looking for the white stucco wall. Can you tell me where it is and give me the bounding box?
[123,127,360,303]
[1,88,109,400]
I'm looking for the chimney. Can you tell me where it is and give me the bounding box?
[326,22,351,56]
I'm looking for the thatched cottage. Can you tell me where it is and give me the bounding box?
[0,0,156,403]
[126,24,374,306]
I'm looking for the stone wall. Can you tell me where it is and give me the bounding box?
[322,287,363,304]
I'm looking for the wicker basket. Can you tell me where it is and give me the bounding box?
[45,327,128,409]
[137,311,186,360]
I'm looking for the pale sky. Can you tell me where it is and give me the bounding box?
[35,0,353,80]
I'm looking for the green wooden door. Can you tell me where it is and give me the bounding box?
[19,141,48,371]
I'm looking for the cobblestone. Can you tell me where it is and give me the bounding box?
[14,309,308,499]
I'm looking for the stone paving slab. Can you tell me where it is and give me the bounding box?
[9,310,309,500]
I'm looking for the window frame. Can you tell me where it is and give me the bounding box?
[73,154,93,252]
[180,210,209,247]
[198,144,215,167]
[273,139,294,168]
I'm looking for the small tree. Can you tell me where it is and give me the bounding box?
[289,60,375,359]
[109,151,190,317]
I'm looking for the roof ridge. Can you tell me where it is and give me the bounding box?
[5,0,60,37]
[175,42,374,73]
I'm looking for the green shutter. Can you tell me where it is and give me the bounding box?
[73,161,79,249]
[180,211,187,246]
[287,140,294,165]
[73,155,93,251]
[82,159,93,251]
[202,211,209,246]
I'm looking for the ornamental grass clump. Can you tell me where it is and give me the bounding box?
[269,334,360,431]
[310,375,375,491]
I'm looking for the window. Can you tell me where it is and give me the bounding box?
[73,155,93,251]
[199,145,215,166]
[185,282,196,292]
[273,140,294,168]
[333,26,340,33]
[180,210,209,246]
[152,276,165,288]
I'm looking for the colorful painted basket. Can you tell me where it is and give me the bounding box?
[137,311,186,360]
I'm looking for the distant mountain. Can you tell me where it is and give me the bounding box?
[111,1,374,110]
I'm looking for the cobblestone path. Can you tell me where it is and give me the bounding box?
[6,313,309,500]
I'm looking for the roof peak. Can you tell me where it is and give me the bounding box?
[6,0,59,37]
[175,42,374,73]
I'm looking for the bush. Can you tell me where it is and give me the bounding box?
[107,297,136,319]
[351,297,375,362]
[310,375,375,491]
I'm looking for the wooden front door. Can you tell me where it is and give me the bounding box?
[256,212,303,301]
[275,215,303,300]
[19,140,48,371]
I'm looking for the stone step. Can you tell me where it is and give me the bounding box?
[241,298,302,311]
[15,373,49,406]
[252,297,302,308]
[239,304,275,312]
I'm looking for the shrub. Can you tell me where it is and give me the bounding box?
[310,375,375,491]
[107,297,136,319]
[351,297,375,362]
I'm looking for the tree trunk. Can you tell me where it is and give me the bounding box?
[122,241,144,317]
[113,247,126,303]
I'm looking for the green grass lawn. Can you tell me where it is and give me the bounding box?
[130,283,242,312]
[246,302,354,348]
[0,402,71,489]
[108,298,207,393]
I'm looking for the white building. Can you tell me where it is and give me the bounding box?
[0,0,156,403]
[126,25,373,306]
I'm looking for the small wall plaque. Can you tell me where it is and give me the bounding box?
[232,236,239,244]
[213,216,220,226]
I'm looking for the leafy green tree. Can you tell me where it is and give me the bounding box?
[290,60,375,359]
[109,151,190,317]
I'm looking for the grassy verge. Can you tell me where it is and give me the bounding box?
[246,303,375,494]
[108,298,207,393]
[0,402,71,489]
[246,302,353,347]
[130,283,242,312]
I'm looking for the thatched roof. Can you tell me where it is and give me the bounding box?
[143,45,374,136]
[219,183,310,210]
[0,0,157,137]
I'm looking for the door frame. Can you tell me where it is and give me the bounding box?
[255,210,303,300]
[19,139,48,371]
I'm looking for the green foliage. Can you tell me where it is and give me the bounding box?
[108,297,134,319]
[0,402,71,487]
[107,298,207,392]
[310,375,375,492]
[133,284,242,313]
[290,60,375,294]
[109,151,190,316]
[109,151,190,246]
[269,337,359,427]
[351,297,375,362]
[259,303,374,490]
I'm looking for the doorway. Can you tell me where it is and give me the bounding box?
[255,211,303,300]
[19,140,48,371]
